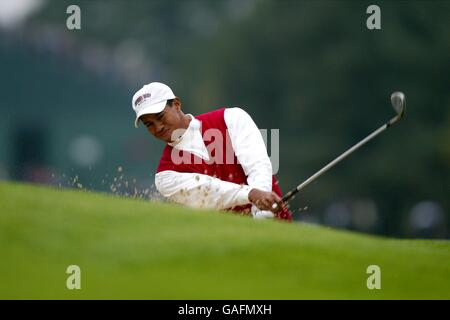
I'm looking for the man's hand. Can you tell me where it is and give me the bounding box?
[248,188,284,213]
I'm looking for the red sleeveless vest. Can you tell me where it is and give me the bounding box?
[156,108,292,221]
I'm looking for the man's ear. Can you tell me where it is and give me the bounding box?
[173,97,181,110]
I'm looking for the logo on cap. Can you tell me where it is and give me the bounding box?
[134,93,152,107]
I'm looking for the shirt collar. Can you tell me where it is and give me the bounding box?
[168,114,200,146]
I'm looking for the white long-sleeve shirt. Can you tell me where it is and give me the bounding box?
[155,107,275,218]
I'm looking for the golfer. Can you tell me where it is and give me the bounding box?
[132,82,292,221]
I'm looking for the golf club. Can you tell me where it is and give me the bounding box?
[273,91,406,210]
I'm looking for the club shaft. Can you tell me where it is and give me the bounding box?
[282,115,400,203]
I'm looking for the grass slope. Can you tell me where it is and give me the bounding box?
[0,182,449,299]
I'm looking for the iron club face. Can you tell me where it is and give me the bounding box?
[391,91,406,116]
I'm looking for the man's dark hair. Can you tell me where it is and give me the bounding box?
[166,99,174,107]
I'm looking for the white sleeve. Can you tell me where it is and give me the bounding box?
[224,107,273,192]
[225,107,275,219]
[155,170,253,210]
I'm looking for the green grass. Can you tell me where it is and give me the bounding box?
[0,181,449,299]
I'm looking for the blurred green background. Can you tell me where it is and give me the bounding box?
[0,0,448,238]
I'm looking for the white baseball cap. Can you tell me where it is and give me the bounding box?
[132,82,176,128]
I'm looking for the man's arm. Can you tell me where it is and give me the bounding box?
[225,107,278,218]
[155,170,252,210]
[224,107,273,192]
[156,170,283,213]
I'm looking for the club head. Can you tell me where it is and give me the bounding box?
[391,92,406,117]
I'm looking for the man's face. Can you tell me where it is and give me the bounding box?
[139,99,186,143]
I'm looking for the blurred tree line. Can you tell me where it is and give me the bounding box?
[25,0,450,237]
